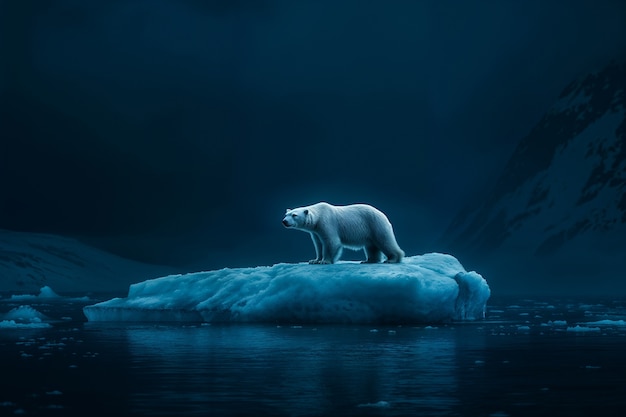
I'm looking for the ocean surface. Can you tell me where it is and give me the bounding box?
[1,294,626,416]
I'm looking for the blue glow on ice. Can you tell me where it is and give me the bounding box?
[83,253,490,324]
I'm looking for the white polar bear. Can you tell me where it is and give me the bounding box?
[282,202,405,264]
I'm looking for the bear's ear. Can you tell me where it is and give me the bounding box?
[285,208,291,214]
[304,209,309,215]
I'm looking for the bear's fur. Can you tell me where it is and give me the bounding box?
[282,202,404,264]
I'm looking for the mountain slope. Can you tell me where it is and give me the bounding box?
[0,229,175,293]
[442,61,626,294]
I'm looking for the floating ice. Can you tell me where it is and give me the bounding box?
[357,401,390,408]
[83,253,490,324]
[566,325,601,332]
[0,320,51,329]
[540,320,567,327]
[585,319,626,326]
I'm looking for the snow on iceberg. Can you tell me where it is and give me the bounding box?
[83,253,491,324]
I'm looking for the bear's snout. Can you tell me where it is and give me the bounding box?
[282,219,290,227]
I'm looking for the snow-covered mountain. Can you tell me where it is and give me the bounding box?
[0,229,175,293]
[442,61,626,294]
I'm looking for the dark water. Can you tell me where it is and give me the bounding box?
[1,295,626,416]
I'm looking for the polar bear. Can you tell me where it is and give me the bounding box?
[282,202,404,264]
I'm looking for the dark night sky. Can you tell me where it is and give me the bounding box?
[1,0,626,271]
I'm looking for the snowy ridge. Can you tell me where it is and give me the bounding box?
[445,60,625,253]
[0,229,174,292]
[440,61,626,291]
[83,253,491,324]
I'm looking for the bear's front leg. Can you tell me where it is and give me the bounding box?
[308,233,323,264]
[321,239,342,264]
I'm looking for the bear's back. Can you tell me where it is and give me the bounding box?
[332,204,390,243]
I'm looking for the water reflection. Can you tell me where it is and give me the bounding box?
[4,296,625,416]
[124,324,462,416]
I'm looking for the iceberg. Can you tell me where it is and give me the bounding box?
[10,286,61,301]
[9,286,90,302]
[2,305,48,322]
[83,253,490,324]
[0,305,51,329]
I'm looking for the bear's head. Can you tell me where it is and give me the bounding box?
[282,207,311,230]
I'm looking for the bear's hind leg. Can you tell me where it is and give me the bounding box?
[380,242,404,263]
[362,245,383,263]
[383,248,404,263]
